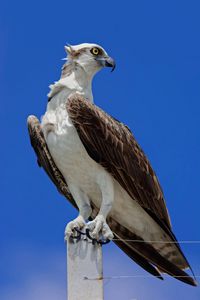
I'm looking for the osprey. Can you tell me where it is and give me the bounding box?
[28,43,196,286]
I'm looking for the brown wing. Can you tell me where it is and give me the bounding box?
[66,95,171,230]
[27,113,196,286]
[27,115,77,209]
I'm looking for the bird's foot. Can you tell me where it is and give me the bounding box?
[64,215,85,240]
[86,215,114,242]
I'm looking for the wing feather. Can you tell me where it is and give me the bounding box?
[66,95,171,229]
[27,115,77,209]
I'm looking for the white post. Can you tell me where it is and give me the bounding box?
[67,228,104,300]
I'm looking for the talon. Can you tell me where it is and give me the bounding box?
[86,228,97,244]
[70,227,86,240]
[71,233,81,240]
[85,228,111,245]
[86,215,114,242]
[74,227,86,236]
[64,216,86,241]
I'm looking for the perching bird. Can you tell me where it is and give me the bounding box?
[28,43,196,286]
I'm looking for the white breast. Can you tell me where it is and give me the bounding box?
[41,92,103,206]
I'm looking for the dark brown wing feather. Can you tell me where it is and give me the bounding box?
[110,218,196,286]
[27,115,77,209]
[66,95,171,229]
[27,113,196,286]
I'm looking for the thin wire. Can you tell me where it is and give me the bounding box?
[112,239,200,244]
[83,239,200,282]
[84,275,200,280]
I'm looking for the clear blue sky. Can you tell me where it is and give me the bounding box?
[1,0,200,299]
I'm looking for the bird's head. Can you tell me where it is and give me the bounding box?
[64,43,115,78]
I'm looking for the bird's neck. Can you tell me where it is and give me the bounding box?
[63,60,96,101]
[48,61,95,104]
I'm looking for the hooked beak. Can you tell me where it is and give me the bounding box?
[104,56,116,72]
[96,56,116,72]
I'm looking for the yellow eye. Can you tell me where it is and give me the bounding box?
[91,47,100,55]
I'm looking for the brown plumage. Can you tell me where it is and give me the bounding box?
[27,95,197,286]
[67,95,171,229]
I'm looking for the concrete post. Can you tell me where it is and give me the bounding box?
[67,229,103,300]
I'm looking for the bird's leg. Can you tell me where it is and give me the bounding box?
[87,173,114,241]
[65,185,92,240]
